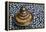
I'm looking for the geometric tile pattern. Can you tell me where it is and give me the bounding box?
[8,2,44,30]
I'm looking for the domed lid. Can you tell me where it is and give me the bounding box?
[19,6,28,17]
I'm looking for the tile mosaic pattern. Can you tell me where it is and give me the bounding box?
[7,2,44,30]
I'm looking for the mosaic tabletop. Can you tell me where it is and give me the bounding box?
[5,2,44,30]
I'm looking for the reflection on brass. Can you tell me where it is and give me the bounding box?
[15,6,33,26]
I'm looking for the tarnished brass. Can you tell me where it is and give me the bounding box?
[15,6,33,26]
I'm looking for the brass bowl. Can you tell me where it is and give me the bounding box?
[15,6,33,26]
